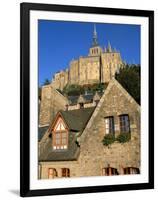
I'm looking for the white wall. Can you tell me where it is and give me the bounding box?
[0,0,157,199]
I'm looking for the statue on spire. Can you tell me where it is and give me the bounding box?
[92,24,99,46]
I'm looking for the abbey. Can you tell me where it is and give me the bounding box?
[38,25,140,179]
[52,25,124,91]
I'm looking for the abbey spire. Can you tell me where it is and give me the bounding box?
[92,24,99,46]
[107,41,112,52]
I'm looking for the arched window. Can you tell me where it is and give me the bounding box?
[48,168,58,179]
[61,168,70,177]
[123,167,140,175]
[102,167,119,176]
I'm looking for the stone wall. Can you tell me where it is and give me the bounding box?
[39,84,68,126]
[39,79,140,178]
[101,52,123,82]
[78,79,140,176]
[51,49,123,90]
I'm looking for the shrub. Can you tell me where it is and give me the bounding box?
[63,84,84,96]
[116,133,131,143]
[102,134,115,146]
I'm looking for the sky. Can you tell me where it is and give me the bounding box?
[38,20,140,86]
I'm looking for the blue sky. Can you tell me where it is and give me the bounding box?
[38,20,140,86]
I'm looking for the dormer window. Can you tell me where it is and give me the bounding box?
[52,117,68,150]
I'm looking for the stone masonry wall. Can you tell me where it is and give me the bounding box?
[39,80,140,178]
[39,84,68,126]
[101,52,123,82]
[77,80,140,176]
[51,51,123,90]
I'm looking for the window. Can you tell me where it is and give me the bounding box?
[105,116,114,134]
[48,168,58,179]
[119,114,130,133]
[53,118,68,150]
[123,167,140,175]
[53,131,68,150]
[102,167,119,176]
[61,168,70,177]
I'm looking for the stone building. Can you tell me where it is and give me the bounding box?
[38,78,140,179]
[52,25,124,90]
[39,84,69,126]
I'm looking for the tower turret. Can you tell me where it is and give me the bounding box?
[89,24,102,56]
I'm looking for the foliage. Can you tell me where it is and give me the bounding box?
[102,134,115,146]
[115,64,140,104]
[62,83,107,96]
[116,133,131,143]
[63,84,84,96]
[43,78,50,86]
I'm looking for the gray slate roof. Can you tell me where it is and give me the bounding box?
[60,107,95,132]
[68,92,102,105]
[39,107,95,162]
[39,131,80,161]
[38,126,49,141]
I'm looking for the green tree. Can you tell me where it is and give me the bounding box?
[115,64,140,104]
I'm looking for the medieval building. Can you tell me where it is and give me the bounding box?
[38,26,140,179]
[52,25,124,91]
[38,78,140,179]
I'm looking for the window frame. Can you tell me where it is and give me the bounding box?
[123,167,140,175]
[61,168,70,177]
[52,130,68,150]
[119,114,130,134]
[48,168,58,179]
[102,167,119,176]
[52,117,68,150]
[105,116,115,135]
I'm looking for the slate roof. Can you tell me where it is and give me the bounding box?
[60,107,95,132]
[39,131,80,161]
[68,92,103,105]
[39,107,95,162]
[38,126,49,142]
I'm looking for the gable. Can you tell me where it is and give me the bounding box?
[78,78,140,143]
[53,117,67,132]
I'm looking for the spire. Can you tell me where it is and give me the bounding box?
[107,41,112,52]
[92,24,98,46]
[114,47,117,52]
